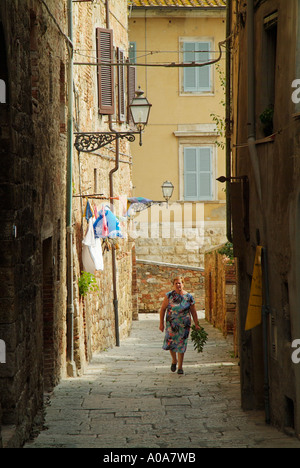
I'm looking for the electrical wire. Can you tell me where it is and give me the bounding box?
[74,36,230,68]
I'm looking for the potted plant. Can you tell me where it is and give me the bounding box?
[259,105,274,137]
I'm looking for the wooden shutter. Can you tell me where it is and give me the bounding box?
[184,147,213,200]
[117,48,126,122]
[96,28,115,115]
[127,65,136,125]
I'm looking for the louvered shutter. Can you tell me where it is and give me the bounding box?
[183,41,211,92]
[127,65,136,125]
[117,48,125,122]
[198,147,212,199]
[184,148,198,200]
[96,28,115,115]
[183,42,197,92]
[197,42,211,91]
[184,147,213,201]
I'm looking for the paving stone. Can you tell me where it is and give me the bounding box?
[24,314,300,449]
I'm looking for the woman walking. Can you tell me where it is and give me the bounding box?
[159,276,200,375]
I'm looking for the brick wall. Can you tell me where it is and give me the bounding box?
[136,259,205,313]
[204,249,238,356]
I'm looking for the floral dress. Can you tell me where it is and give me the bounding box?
[162,290,195,353]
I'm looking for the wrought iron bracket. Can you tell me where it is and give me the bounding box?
[74,130,141,153]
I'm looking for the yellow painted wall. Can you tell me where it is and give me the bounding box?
[129,10,227,206]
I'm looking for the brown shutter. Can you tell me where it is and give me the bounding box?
[96,28,115,115]
[127,65,136,126]
[117,48,125,122]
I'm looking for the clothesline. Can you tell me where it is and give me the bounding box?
[73,193,119,200]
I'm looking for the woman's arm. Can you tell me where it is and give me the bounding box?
[159,296,169,332]
[190,304,200,329]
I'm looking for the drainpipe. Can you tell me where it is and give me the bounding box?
[247,0,262,204]
[66,0,76,375]
[106,0,120,347]
[109,139,120,347]
[225,0,233,243]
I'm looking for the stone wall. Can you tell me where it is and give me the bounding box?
[136,259,205,313]
[0,0,135,447]
[204,249,238,356]
[134,205,227,269]
[0,0,68,446]
[71,0,134,371]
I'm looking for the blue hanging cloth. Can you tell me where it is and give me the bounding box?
[93,207,123,239]
[85,199,93,221]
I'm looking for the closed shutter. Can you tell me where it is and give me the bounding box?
[183,43,197,92]
[184,147,213,201]
[184,147,198,200]
[96,28,115,115]
[117,48,125,122]
[197,42,210,91]
[127,65,136,125]
[198,147,212,199]
[183,41,211,92]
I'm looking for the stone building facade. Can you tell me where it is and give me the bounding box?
[0,0,135,448]
[0,0,68,447]
[71,0,135,374]
[229,0,300,437]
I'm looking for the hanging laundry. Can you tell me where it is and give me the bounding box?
[94,207,123,239]
[82,218,104,272]
[127,197,158,217]
[102,206,109,237]
[85,199,93,221]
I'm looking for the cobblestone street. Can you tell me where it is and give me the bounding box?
[24,314,300,449]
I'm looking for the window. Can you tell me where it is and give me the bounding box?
[260,12,278,134]
[96,28,115,115]
[184,147,213,201]
[183,41,212,93]
[129,42,137,64]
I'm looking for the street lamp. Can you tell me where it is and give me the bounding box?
[74,87,152,153]
[129,87,152,146]
[161,181,174,204]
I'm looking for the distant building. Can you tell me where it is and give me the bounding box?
[128,0,227,268]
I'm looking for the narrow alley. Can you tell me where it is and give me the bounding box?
[24,314,300,449]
